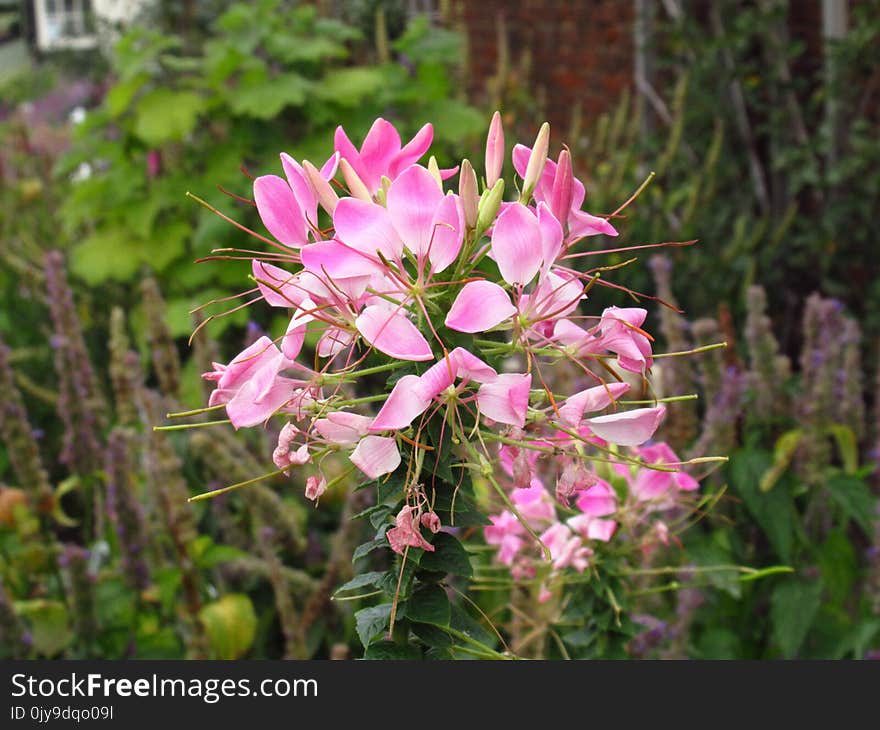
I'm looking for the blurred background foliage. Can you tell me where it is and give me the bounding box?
[0,0,878,659]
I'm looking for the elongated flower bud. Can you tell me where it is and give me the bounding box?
[302,160,339,215]
[458,159,479,228]
[550,149,574,223]
[427,156,443,189]
[485,110,504,188]
[60,545,97,650]
[338,158,372,202]
[521,122,550,202]
[476,178,505,239]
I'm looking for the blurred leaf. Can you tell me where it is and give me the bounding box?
[316,68,385,107]
[16,600,72,657]
[334,571,385,595]
[227,73,310,119]
[759,429,802,492]
[827,425,858,474]
[199,594,257,659]
[818,530,857,606]
[134,89,205,145]
[770,578,822,658]
[827,473,875,536]
[729,449,797,562]
[363,640,420,659]
[71,229,142,284]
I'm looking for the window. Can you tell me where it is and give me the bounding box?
[33,0,97,51]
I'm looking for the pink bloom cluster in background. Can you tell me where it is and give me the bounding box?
[485,439,701,598]
[197,112,687,560]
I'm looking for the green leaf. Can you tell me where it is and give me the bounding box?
[406,584,451,627]
[316,68,385,106]
[770,578,822,658]
[195,542,251,569]
[15,600,72,657]
[354,603,392,647]
[363,640,421,660]
[352,536,388,562]
[133,89,205,145]
[828,425,858,474]
[827,473,875,535]
[729,449,797,562]
[334,571,385,595]
[818,530,857,606]
[105,72,149,116]
[71,229,142,284]
[228,72,310,119]
[411,622,453,649]
[199,594,257,660]
[419,532,473,577]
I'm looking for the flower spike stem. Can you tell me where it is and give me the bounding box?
[188,468,288,502]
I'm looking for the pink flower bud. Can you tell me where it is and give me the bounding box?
[485,110,505,188]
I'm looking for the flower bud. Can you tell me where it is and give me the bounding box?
[302,160,339,215]
[338,157,372,202]
[427,156,443,190]
[521,122,550,203]
[476,178,505,239]
[485,110,504,188]
[551,148,573,223]
[458,159,479,228]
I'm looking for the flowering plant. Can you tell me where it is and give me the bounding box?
[176,112,722,658]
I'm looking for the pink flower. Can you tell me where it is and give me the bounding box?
[476,373,532,427]
[420,511,442,534]
[485,111,505,188]
[484,511,525,565]
[305,475,327,502]
[555,459,597,506]
[585,406,666,447]
[511,479,557,526]
[386,505,435,555]
[272,423,311,471]
[334,118,435,194]
[444,280,516,333]
[349,435,401,479]
[512,144,618,241]
[557,382,631,428]
[355,304,433,362]
[540,523,591,572]
[630,442,699,501]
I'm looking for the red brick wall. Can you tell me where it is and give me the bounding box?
[451,0,635,135]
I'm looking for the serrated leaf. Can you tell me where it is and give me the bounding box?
[406,584,451,627]
[770,579,822,659]
[363,640,421,660]
[228,72,309,119]
[827,474,875,535]
[134,89,205,145]
[354,603,392,647]
[418,532,473,577]
[352,536,388,562]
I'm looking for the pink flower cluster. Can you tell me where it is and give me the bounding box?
[485,439,701,596]
[201,113,673,557]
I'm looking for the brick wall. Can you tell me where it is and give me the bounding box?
[450,0,635,135]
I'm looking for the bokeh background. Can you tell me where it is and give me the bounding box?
[0,0,878,659]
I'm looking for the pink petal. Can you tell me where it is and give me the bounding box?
[477,373,532,427]
[280,300,315,360]
[280,152,318,229]
[575,480,617,517]
[444,280,515,333]
[585,406,666,446]
[390,123,434,178]
[426,194,464,273]
[314,411,373,445]
[568,208,618,239]
[350,435,401,479]
[537,202,564,267]
[300,240,382,282]
[217,336,283,392]
[449,347,497,383]
[252,260,303,307]
[355,305,433,361]
[226,376,294,429]
[550,149,574,224]
[333,197,403,260]
[317,327,354,358]
[386,164,444,258]
[359,118,402,190]
[333,125,366,182]
[305,475,327,501]
[369,374,431,431]
[491,202,544,286]
[557,382,631,427]
[253,175,308,247]
[418,358,457,400]
[386,505,434,554]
